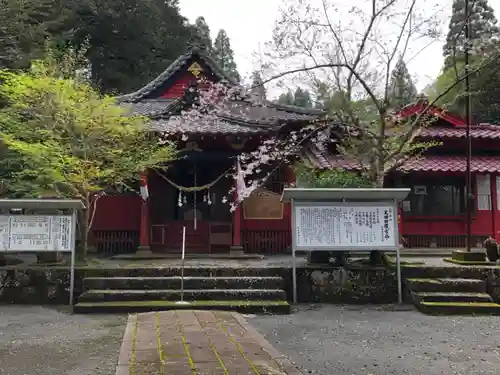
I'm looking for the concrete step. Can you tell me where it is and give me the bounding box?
[84,267,286,278]
[78,289,287,302]
[73,300,291,314]
[411,291,493,304]
[406,278,486,294]
[83,276,285,290]
[416,301,500,316]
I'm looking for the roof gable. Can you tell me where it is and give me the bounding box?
[397,101,466,127]
[116,47,238,103]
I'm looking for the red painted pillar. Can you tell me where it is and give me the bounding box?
[491,174,497,240]
[137,172,151,253]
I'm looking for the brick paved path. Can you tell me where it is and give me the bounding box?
[115,310,301,375]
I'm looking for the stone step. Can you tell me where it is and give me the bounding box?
[83,276,285,290]
[416,301,500,316]
[73,300,291,314]
[83,267,285,278]
[406,278,486,294]
[78,289,287,302]
[411,291,493,304]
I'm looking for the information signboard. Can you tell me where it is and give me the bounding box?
[294,203,397,251]
[0,215,73,251]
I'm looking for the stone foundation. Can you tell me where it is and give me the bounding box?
[3,264,500,306]
[295,266,397,303]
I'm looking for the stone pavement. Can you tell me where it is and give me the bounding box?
[115,310,301,375]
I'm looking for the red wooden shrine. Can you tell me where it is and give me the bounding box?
[90,47,500,254]
[306,101,500,249]
[90,47,324,254]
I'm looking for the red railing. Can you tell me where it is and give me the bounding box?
[241,229,291,254]
[92,230,139,254]
[404,234,489,248]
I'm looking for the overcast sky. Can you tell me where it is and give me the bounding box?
[178,0,500,99]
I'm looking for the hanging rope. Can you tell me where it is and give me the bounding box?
[155,167,233,192]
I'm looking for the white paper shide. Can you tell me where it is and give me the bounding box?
[0,215,72,252]
[294,204,397,250]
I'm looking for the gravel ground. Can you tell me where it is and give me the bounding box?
[249,305,500,375]
[0,306,126,375]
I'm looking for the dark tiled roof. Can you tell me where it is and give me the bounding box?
[418,125,500,139]
[120,99,177,116]
[149,117,271,135]
[115,47,238,103]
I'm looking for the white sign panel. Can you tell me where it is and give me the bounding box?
[294,204,397,250]
[0,215,73,252]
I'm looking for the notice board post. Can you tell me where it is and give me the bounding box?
[281,188,410,305]
[0,199,84,305]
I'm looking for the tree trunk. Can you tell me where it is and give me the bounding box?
[77,198,90,261]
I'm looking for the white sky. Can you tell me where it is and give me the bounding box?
[178,0,500,99]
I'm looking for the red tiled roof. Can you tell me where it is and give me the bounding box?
[309,152,500,173]
[419,125,500,139]
[399,155,500,173]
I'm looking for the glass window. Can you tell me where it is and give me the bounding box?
[401,178,466,216]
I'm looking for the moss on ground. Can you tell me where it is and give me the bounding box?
[421,301,500,307]
[443,258,497,266]
[75,300,290,307]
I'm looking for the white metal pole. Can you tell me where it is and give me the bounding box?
[291,198,297,305]
[69,209,77,306]
[180,226,186,303]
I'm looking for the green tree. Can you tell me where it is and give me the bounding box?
[443,0,499,69]
[193,16,212,51]
[213,29,240,82]
[295,163,371,189]
[0,0,73,69]
[0,55,176,258]
[277,90,295,105]
[388,58,417,109]
[293,87,313,108]
[71,0,196,94]
[250,71,266,100]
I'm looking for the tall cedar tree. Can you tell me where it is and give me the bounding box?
[213,29,240,82]
[437,0,500,123]
[193,16,212,51]
[0,0,73,69]
[443,0,499,69]
[388,59,418,109]
[71,0,197,94]
[293,87,313,108]
[250,71,266,100]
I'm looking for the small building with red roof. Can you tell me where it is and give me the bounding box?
[305,100,500,249]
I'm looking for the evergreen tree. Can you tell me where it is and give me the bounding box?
[193,16,212,51]
[277,90,295,105]
[443,0,499,69]
[293,87,313,108]
[0,0,73,69]
[71,0,197,94]
[388,58,417,109]
[213,29,240,82]
[250,71,266,100]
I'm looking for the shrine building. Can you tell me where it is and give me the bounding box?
[89,47,500,254]
[90,47,327,255]
[306,101,500,249]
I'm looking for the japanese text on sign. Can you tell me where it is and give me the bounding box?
[0,215,73,252]
[294,204,397,250]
